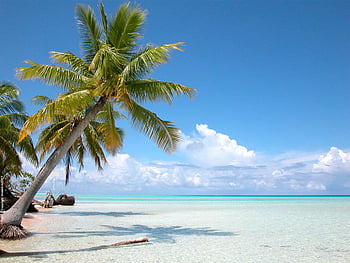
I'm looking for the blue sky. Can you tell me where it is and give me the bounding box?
[1,0,350,195]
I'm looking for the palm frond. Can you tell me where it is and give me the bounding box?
[18,135,38,166]
[95,101,123,154]
[36,120,71,161]
[76,137,85,170]
[2,113,28,128]
[50,51,92,77]
[0,116,37,166]
[75,4,102,63]
[0,135,22,167]
[107,3,145,51]
[0,116,20,143]
[99,2,108,38]
[0,82,24,114]
[19,90,95,141]
[83,124,107,170]
[126,79,195,104]
[121,43,184,80]
[16,61,90,91]
[89,44,126,79]
[0,81,18,95]
[95,101,126,121]
[94,77,123,98]
[31,96,53,106]
[122,98,180,153]
[0,100,24,115]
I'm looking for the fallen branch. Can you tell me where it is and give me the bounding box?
[0,237,149,257]
[91,237,149,249]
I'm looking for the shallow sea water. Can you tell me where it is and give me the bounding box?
[1,195,349,262]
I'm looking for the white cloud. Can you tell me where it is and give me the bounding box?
[306,182,326,191]
[29,125,350,195]
[179,124,255,167]
[313,147,350,173]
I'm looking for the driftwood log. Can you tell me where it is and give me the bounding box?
[0,238,149,257]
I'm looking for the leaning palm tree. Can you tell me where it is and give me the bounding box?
[0,82,38,211]
[0,2,195,239]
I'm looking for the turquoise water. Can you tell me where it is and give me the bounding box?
[35,193,350,202]
[1,195,350,262]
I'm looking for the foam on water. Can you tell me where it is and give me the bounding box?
[1,196,349,262]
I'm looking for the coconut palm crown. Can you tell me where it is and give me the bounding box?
[18,3,194,152]
[0,2,194,239]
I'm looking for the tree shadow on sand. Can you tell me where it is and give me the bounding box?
[50,224,236,243]
[101,224,236,243]
[1,225,236,258]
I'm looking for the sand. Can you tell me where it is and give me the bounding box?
[0,196,349,262]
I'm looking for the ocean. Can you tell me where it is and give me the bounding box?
[1,195,349,262]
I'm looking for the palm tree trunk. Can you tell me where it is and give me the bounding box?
[0,97,107,239]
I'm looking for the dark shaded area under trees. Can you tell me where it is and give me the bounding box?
[0,183,37,212]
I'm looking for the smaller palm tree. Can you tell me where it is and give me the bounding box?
[0,82,38,211]
[33,96,124,184]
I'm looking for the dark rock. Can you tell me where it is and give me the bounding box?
[42,193,55,208]
[55,194,75,206]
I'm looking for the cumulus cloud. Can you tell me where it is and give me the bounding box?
[179,124,255,167]
[313,147,350,173]
[312,147,350,192]
[32,125,350,195]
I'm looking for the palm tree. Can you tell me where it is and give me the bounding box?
[0,2,195,239]
[33,95,124,184]
[0,82,38,211]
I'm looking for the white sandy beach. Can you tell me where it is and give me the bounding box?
[1,196,349,262]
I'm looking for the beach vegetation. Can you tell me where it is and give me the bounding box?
[0,82,38,211]
[0,2,195,239]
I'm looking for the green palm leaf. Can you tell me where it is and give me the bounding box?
[36,120,72,161]
[89,44,126,78]
[121,43,184,80]
[16,61,90,91]
[99,2,108,38]
[83,123,107,170]
[31,95,53,106]
[122,98,180,153]
[19,90,95,141]
[126,80,195,104]
[95,101,124,154]
[107,3,145,51]
[3,113,28,127]
[75,4,102,63]
[0,134,22,168]
[0,82,24,114]
[50,51,92,77]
